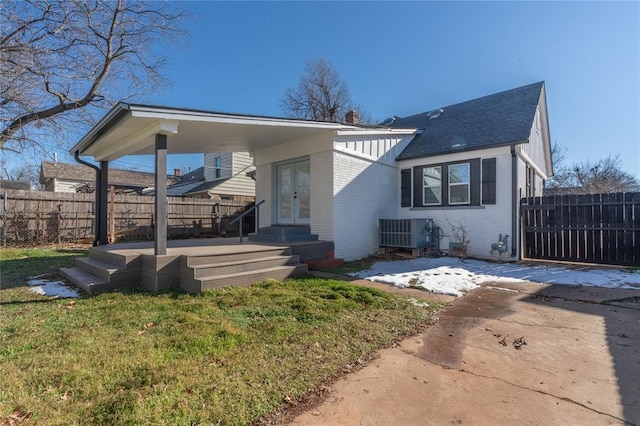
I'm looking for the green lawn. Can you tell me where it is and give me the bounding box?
[1,247,88,289]
[0,248,440,425]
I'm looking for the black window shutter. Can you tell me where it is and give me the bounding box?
[470,159,481,205]
[401,169,411,207]
[412,166,423,207]
[482,158,497,204]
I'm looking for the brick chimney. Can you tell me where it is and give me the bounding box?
[174,168,181,177]
[345,110,360,125]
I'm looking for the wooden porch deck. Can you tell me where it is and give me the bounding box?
[61,238,336,294]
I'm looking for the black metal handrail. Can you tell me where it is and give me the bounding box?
[229,200,265,242]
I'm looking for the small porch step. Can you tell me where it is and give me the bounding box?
[184,255,300,278]
[60,266,125,294]
[181,264,309,293]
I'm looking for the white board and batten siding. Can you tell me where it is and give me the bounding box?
[334,133,416,165]
[518,106,552,180]
[203,152,255,197]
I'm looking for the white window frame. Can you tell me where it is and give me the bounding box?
[214,156,222,179]
[422,166,442,206]
[448,162,470,205]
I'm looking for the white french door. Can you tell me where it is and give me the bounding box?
[276,159,310,224]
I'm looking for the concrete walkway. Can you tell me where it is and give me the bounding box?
[290,280,640,425]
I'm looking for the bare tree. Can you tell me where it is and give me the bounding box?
[280,58,369,123]
[0,0,187,153]
[547,153,639,194]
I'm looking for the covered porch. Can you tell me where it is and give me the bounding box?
[64,103,351,293]
[61,237,337,294]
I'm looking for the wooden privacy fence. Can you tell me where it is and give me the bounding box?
[521,192,640,266]
[0,190,254,247]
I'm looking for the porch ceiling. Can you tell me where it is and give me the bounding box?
[72,103,354,161]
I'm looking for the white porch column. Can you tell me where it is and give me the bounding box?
[155,134,168,255]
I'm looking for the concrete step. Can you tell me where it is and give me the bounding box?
[186,247,291,266]
[255,225,312,235]
[187,255,300,278]
[248,233,319,243]
[181,264,309,293]
[75,256,122,280]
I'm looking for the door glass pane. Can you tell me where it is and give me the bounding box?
[296,161,310,219]
[279,166,292,219]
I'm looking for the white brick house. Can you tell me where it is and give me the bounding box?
[252,82,551,260]
[71,82,552,261]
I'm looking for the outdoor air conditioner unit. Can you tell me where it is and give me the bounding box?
[378,218,439,250]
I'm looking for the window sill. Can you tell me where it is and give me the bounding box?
[409,205,486,211]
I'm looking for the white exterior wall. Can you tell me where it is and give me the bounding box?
[255,163,272,226]
[253,133,335,227]
[398,146,518,260]
[310,151,334,241]
[332,151,398,260]
[251,131,414,260]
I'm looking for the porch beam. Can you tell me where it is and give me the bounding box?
[154,134,168,255]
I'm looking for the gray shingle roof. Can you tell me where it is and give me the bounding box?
[392,82,544,160]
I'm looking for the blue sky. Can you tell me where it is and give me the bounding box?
[103,1,639,177]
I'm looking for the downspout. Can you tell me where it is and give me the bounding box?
[74,151,101,246]
[510,145,518,258]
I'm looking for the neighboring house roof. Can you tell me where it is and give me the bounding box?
[184,178,232,195]
[40,161,178,192]
[0,179,30,190]
[391,82,545,160]
[177,166,205,183]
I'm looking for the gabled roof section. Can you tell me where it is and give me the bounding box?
[392,82,545,160]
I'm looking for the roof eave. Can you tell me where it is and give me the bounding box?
[71,102,131,156]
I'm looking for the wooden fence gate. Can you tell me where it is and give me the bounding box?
[520,192,640,266]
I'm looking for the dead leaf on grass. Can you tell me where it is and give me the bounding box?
[1,406,32,425]
[284,394,297,406]
[144,322,154,329]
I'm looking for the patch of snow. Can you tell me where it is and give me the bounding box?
[27,276,80,298]
[351,257,640,297]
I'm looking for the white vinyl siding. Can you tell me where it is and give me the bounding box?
[202,152,255,198]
